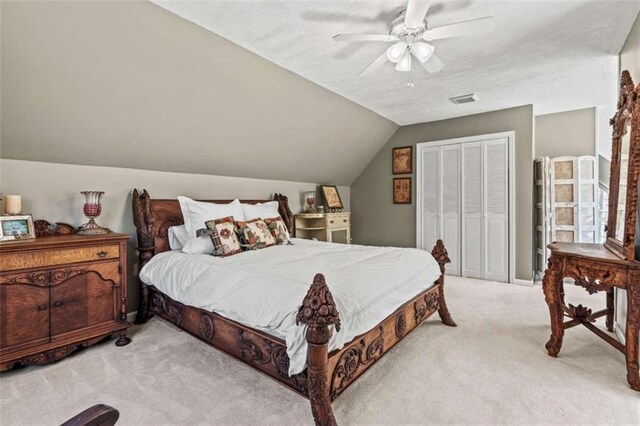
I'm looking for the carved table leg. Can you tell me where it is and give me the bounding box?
[134,281,151,324]
[114,330,131,347]
[606,288,615,332]
[297,274,340,426]
[431,240,457,327]
[542,255,565,357]
[626,283,640,391]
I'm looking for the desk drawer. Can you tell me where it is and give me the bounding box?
[327,215,350,230]
[0,244,119,271]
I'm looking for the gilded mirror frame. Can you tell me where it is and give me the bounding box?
[605,70,640,260]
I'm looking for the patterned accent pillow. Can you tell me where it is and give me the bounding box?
[236,218,276,250]
[204,216,243,257]
[264,216,291,245]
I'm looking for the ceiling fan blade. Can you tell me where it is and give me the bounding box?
[419,53,444,73]
[333,34,398,42]
[404,0,430,29]
[424,16,496,40]
[359,51,389,77]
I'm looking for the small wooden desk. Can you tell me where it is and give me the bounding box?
[542,242,639,391]
[293,212,351,244]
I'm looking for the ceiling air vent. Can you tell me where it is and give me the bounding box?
[449,94,479,105]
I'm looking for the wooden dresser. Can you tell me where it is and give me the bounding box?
[0,232,131,371]
[293,212,351,244]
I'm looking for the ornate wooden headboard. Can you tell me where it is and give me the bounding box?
[131,189,293,268]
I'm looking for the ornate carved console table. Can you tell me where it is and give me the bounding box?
[542,70,640,392]
[542,243,639,390]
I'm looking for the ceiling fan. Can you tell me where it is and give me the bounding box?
[333,0,496,77]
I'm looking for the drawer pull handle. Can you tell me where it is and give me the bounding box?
[37,304,47,311]
[97,251,108,258]
[54,301,64,308]
[343,219,348,223]
[330,220,334,224]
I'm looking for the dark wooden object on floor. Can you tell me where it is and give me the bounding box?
[132,189,456,425]
[542,70,640,391]
[61,404,119,426]
[0,223,131,371]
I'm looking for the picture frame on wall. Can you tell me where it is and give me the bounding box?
[392,146,413,174]
[320,185,344,211]
[0,214,36,242]
[393,177,412,204]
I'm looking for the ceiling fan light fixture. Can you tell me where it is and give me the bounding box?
[410,42,434,63]
[386,41,407,63]
[395,50,412,72]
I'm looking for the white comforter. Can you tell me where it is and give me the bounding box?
[139,238,441,375]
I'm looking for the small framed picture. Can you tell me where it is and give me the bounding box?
[320,185,344,211]
[0,215,36,242]
[393,178,412,204]
[392,146,413,174]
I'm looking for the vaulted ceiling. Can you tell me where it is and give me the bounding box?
[152,0,640,125]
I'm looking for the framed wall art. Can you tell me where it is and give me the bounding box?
[0,214,36,241]
[392,146,413,174]
[393,177,412,204]
[320,185,344,211]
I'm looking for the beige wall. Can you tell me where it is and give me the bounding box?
[535,108,596,158]
[617,11,640,337]
[351,105,534,281]
[0,159,350,311]
[0,0,397,186]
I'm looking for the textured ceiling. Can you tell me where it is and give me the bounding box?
[151,0,640,126]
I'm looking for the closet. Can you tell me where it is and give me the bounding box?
[416,133,513,283]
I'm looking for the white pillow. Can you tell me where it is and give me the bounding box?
[168,225,190,250]
[178,196,245,238]
[242,201,280,221]
[182,235,215,254]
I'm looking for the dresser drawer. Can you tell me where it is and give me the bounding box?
[327,214,350,230]
[0,244,119,271]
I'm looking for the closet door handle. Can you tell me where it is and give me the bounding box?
[37,304,47,311]
[53,301,64,308]
[97,251,108,258]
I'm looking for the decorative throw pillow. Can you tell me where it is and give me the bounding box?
[205,216,243,257]
[236,218,276,250]
[264,216,291,245]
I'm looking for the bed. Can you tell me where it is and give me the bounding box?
[131,189,456,426]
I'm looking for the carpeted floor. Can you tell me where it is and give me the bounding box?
[1,276,638,425]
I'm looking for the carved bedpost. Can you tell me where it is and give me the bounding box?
[132,189,155,324]
[297,274,341,426]
[274,193,293,233]
[431,240,457,327]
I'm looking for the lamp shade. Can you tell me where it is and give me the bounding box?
[386,42,407,63]
[410,42,435,63]
[395,50,412,72]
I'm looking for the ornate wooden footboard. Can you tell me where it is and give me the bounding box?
[131,189,456,425]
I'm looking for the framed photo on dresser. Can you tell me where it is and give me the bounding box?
[393,177,412,204]
[392,146,413,174]
[0,214,35,241]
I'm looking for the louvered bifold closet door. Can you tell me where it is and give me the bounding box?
[461,142,483,279]
[441,145,461,275]
[483,138,509,282]
[419,146,440,252]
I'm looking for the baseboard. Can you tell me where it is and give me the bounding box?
[127,311,137,323]
[615,321,626,345]
[513,278,534,287]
